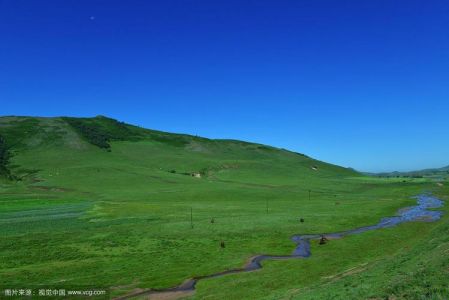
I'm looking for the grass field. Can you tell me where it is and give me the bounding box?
[0,116,447,299]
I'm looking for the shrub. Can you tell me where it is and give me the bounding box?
[0,134,14,179]
[63,116,141,150]
[63,118,111,149]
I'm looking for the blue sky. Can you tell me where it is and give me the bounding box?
[1,0,448,172]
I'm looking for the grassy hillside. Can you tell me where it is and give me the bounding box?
[0,116,447,299]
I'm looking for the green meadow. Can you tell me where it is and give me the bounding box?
[0,116,447,299]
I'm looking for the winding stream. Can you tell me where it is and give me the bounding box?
[117,194,444,299]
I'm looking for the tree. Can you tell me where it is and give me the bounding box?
[0,134,13,179]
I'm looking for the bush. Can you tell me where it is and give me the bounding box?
[0,134,13,179]
[63,116,139,150]
[63,118,111,149]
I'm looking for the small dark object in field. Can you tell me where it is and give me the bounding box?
[211,218,215,224]
[319,235,328,245]
[335,202,340,205]
[220,241,225,248]
[169,170,176,174]
[299,218,304,223]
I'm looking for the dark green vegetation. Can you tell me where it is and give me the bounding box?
[0,132,18,181]
[0,116,447,299]
[62,116,141,149]
[0,133,12,178]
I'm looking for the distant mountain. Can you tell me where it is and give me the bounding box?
[368,165,449,178]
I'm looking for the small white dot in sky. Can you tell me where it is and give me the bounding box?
[89,16,95,20]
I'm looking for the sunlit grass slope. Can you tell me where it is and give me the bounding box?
[0,116,446,299]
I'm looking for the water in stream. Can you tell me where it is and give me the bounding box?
[118,194,444,299]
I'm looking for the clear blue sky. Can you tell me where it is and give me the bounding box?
[1,0,448,172]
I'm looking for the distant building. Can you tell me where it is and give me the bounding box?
[191,172,202,178]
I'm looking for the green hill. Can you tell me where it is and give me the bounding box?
[0,116,447,299]
[0,115,355,182]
